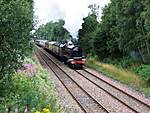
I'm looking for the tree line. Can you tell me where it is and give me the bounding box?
[34,19,72,42]
[79,0,150,63]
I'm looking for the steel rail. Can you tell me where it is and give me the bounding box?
[75,70,140,113]
[82,69,150,108]
[35,50,87,113]
[36,48,109,113]
[36,46,150,113]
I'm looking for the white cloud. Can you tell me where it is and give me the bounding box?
[34,0,110,37]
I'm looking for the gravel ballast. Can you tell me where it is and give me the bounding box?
[37,48,150,113]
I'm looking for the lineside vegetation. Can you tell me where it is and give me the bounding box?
[79,1,150,93]
[0,0,34,105]
[0,0,61,112]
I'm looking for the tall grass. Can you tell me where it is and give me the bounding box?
[86,57,143,87]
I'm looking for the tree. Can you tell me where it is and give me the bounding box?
[78,14,98,54]
[94,29,109,59]
[0,0,33,80]
[88,4,100,18]
[93,1,122,59]
[136,0,150,63]
[34,19,71,41]
[93,0,149,62]
[115,0,150,62]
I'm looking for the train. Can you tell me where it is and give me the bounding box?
[35,40,86,68]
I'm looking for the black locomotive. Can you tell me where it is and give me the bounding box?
[36,40,86,68]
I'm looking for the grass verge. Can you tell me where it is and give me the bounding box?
[86,57,150,95]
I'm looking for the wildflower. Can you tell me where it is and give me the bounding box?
[43,108,50,112]
[23,63,36,76]
[35,108,52,113]
[24,106,29,113]
[35,111,40,113]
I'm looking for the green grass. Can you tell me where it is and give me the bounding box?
[86,57,150,95]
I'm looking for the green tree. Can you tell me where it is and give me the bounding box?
[94,29,109,59]
[78,14,98,54]
[93,0,149,62]
[93,1,122,59]
[34,19,71,41]
[135,0,150,63]
[0,0,33,79]
[115,0,150,62]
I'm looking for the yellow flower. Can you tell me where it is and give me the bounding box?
[35,111,41,113]
[43,108,50,113]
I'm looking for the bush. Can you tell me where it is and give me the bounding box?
[135,65,150,86]
[0,58,61,113]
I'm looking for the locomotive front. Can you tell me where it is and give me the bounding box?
[67,46,86,68]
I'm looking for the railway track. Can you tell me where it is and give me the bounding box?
[35,48,109,113]
[75,69,150,113]
[35,47,150,113]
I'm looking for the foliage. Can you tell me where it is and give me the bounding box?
[93,30,109,59]
[0,0,34,79]
[34,19,71,41]
[135,64,150,86]
[78,0,150,63]
[79,32,96,54]
[0,58,61,113]
[78,14,98,54]
[78,1,150,95]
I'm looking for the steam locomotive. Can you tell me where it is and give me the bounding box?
[36,40,86,68]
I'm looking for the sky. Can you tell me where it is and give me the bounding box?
[34,0,110,38]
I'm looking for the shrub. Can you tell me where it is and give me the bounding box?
[135,65,150,86]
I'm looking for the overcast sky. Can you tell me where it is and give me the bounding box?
[34,0,110,38]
